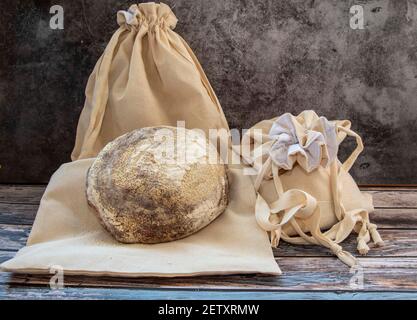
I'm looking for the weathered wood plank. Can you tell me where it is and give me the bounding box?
[0,250,13,264]
[361,187,417,191]
[0,203,38,225]
[0,225,416,257]
[0,225,31,251]
[274,229,417,257]
[2,257,416,292]
[0,185,45,204]
[371,208,417,229]
[367,190,417,208]
[1,285,416,300]
[1,287,417,300]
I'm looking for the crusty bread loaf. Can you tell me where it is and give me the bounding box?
[86,126,229,244]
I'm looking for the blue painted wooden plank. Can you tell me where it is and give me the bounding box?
[1,287,417,300]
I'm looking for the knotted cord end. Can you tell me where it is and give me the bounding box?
[357,237,370,255]
[368,223,384,247]
[330,244,358,267]
[270,227,282,248]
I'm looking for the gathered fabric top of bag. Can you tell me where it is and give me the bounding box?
[240,110,384,267]
[71,2,229,161]
[117,3,178,30]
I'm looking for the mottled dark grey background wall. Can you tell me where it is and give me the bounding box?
[0,0,417,184]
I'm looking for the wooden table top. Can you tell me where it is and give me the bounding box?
[1,185,416,300]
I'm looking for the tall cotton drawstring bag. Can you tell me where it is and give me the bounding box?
[72,2,229,160]
[240,110,384,267]
[1,3,280,277]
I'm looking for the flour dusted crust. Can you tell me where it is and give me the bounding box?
[86,126,229,244]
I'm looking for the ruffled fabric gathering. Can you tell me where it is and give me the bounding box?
[269,112,338,172]
[117,3,177,30]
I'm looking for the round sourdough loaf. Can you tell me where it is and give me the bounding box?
[86,126,229,244]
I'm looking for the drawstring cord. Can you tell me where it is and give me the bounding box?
[254,159,358,267]
[330,125,384,256]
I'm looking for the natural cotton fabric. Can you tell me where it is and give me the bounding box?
[1,159,280,277]
[240,110,383,267]
[71,3,229,161]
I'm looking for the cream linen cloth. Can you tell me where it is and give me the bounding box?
[1,159,280,277]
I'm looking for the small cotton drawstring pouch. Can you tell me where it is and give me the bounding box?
[240,110,384,267]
